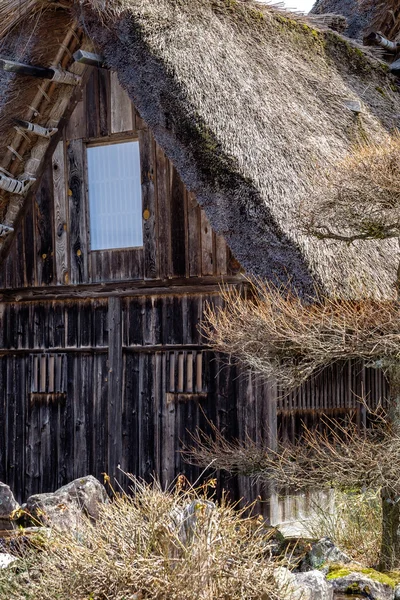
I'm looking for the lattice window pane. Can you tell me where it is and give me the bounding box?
[87,141,143,250]
[31,354,66,394]
[168,351,206,395]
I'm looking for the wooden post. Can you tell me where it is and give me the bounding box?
[267,377,279,525]
[107,297,123,483]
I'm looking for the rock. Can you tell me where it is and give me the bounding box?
[308,538,351,569]
[171,499,216,546]
[329,572,394,600]
[0,553,17,569]
[25,475,108,530]
[0,482,19,520]
[274,567,333,600]
[394,583,400,600]
[294,571,333,600]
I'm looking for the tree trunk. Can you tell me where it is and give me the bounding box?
[380,488,400,571]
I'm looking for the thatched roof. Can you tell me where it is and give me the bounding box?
[1,0,400,299]
[311,1,400,39]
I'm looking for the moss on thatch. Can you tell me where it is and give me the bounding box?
[1,0,400,298]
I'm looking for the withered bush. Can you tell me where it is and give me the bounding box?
[305,489,382,567]
[0,478,281,600]
[203,280,400,389]
[303,134,400,242]
[185,420,400,497]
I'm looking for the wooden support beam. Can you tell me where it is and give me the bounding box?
[363,32,399,53]
[0,173,35,195]
[14,119,58,139]
[0,58,81,85]
[0,224,13,238]
[0,58,54,78]
[0,275,245,302]
[73,49,106,68]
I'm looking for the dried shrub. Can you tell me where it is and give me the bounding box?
[185,419,400,497]
[0,478,281,600]
[305,489,382,567]
[303,134,400,243]
[203,279,400,389]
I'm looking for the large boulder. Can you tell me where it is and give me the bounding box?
[24,476,108,530]
[308,538,351,569]
[328,571,394,600]
[274,567,333,600]
[0,482,19,521]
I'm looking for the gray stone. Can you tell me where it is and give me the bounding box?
[330,572,394,600]
[274,567,333,600]
[294,571,333,600]
[171,499,216,546]
[0,553,17,569]
[0,482,19,520]
[25,475,108,530]
[394,583,400,600]
[309,538,351,568]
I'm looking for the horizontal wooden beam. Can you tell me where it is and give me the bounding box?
[14,119,58,139]
[0,58,81,85]
[73,49,106,68]
[363,31,399,53]
[0,58,54,78]
[0,276,245,303]
[0,345,210,356]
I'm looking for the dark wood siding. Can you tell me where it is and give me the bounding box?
[0,70,235,292]
[0,294,390,505]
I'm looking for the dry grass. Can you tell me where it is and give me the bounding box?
[303,134,400,243]
[305,489,382,568]
[185,419,400,497]
[0,478,282,600]
[202,279,400,389]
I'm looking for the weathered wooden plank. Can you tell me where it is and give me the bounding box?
[110,71,134,134]
[215,233,228,276]
[52,141,69,285]
[66,97,86,141]
[98,69,111,137]
[107,297,123,481]
[67,140,89,284]
[187,192,201,277]
[140,128,158,279]
[170,166,186,278]
[24,199,36,287]
[200,209,214,276]
[156,145,171,279]
[86,68,101,139]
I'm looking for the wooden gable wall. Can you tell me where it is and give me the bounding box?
[0,69,237,292]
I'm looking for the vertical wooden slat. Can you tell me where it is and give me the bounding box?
[140,128,158,279]
[52,140,69,285]
[200,209,214,275]
[67,140,89,284]
[108,297,123,481]
[170,166,186,277]
[35,164,55,286]
[110,71,134,133]
[156,145,171,279]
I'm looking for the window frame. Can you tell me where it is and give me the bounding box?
[86,137,144,253]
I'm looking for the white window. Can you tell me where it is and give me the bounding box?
[87,141,143,250]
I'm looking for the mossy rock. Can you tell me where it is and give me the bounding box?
[327,564,398,600]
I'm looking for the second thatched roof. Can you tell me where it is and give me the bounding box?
[1,0,400,299]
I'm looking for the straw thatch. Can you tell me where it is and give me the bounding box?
[1,0,400,298]
[312,1,400,39]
